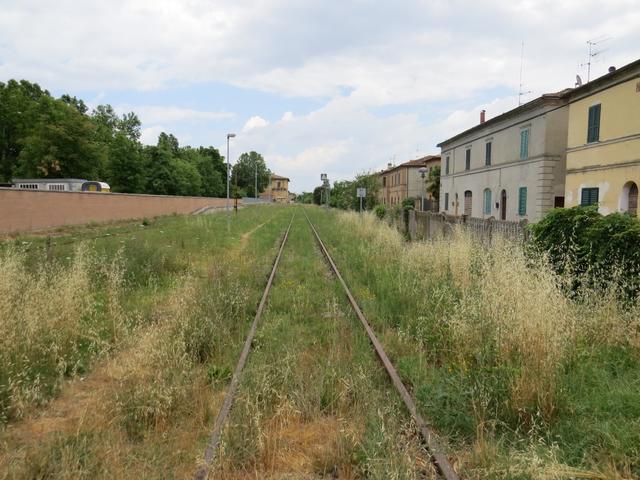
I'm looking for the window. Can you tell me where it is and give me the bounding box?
[445,156,450,175]
[48,184,65,191]
[587,104,601,143]
[465,149,471,170]
[485,142,492,166]
[581,187,599,206]
[520,129,529,160]
[483,188,492,215]
[444,192,449,211]
[518,187,527,216]
[18,184,38,189]
[382,176,386,187]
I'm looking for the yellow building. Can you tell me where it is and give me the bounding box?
[260,174,290,203]
[565,59,640,216]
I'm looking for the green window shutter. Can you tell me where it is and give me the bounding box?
[444,192,449,211]
[520,130,529,159]
[484,189,492,215]
[518,187,527,215]
[465,149,471,170]
[581,187,599,206]
[587,105,601,143]
[445,156,450,175]
[485,142,492,166]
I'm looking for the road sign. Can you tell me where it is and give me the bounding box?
[357,188,366,198]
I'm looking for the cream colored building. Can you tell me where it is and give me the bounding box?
[260,174,290,203]
[438,92,570,222]
[378,156,440,209]
[565,59,640,216]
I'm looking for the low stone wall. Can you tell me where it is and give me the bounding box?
[0,188,234,234]
[400,210,529,243]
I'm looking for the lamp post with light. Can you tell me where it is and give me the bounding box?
[226,133,236,211]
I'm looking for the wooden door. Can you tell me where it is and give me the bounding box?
[464,191,472,216]
[500,190,507,220]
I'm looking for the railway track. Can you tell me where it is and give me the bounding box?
[196,210,459,480]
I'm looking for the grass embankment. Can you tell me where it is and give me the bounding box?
[216,212,433,479]
[0,207,293,478]
[307,208,640,479]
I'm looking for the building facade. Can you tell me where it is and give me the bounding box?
[564,59,640,216]
[438,93,570,222]
[260,174,290,203]
[378,155,440,209]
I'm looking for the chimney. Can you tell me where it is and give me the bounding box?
[608,66,616,73]
[480,110,486,123]
[387,162,392,169]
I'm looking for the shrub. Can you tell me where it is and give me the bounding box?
[530,206,640,298]
[373,204,387,220]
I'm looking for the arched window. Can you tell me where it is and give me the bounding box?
[621,181,638,216]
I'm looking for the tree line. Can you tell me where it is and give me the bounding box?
[0,79,270,197]
[296,172,380,210]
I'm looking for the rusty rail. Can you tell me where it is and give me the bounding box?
[195,214,294,480]
[303,209,459,480]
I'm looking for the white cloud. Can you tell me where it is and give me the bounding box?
[1,0,639,192]
[242,115,270,132]
[116,105,234,124]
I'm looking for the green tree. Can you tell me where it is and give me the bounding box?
[107,133,145,193]
[181,147,224,197]
[17,96,106,179]
[352,172,380,210]
[426,165,440,202]
[144,144,175,195]
[313,186,324,205]
[231,151,270,197]
[0,80,50,181]
[172,158,202,196]
[296,192,314,204]
[329,180,352,209]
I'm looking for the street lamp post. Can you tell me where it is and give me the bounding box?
[226,133,236,211]
[418,167,428,212]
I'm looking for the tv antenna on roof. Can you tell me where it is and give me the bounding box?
[518,41,532,106]
[580,36,611,82]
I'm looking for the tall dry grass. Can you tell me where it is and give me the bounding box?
[0,245,125,423]
[335,211,639,424]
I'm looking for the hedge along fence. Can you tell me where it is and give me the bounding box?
[529,206,640,299]
[0,188,233,234]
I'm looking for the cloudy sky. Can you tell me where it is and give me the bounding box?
[1,0,638,192]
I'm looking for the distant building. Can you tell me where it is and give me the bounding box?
[378,155,440,210]
[564,59,640,216]
[260,174,290,203]
[11,178,111,192]
[438,91,570,222]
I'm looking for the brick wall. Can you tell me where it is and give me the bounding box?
[0,188,234,234]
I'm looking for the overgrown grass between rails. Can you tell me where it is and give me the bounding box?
[306,207,640,479]
[217,212,433,479]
